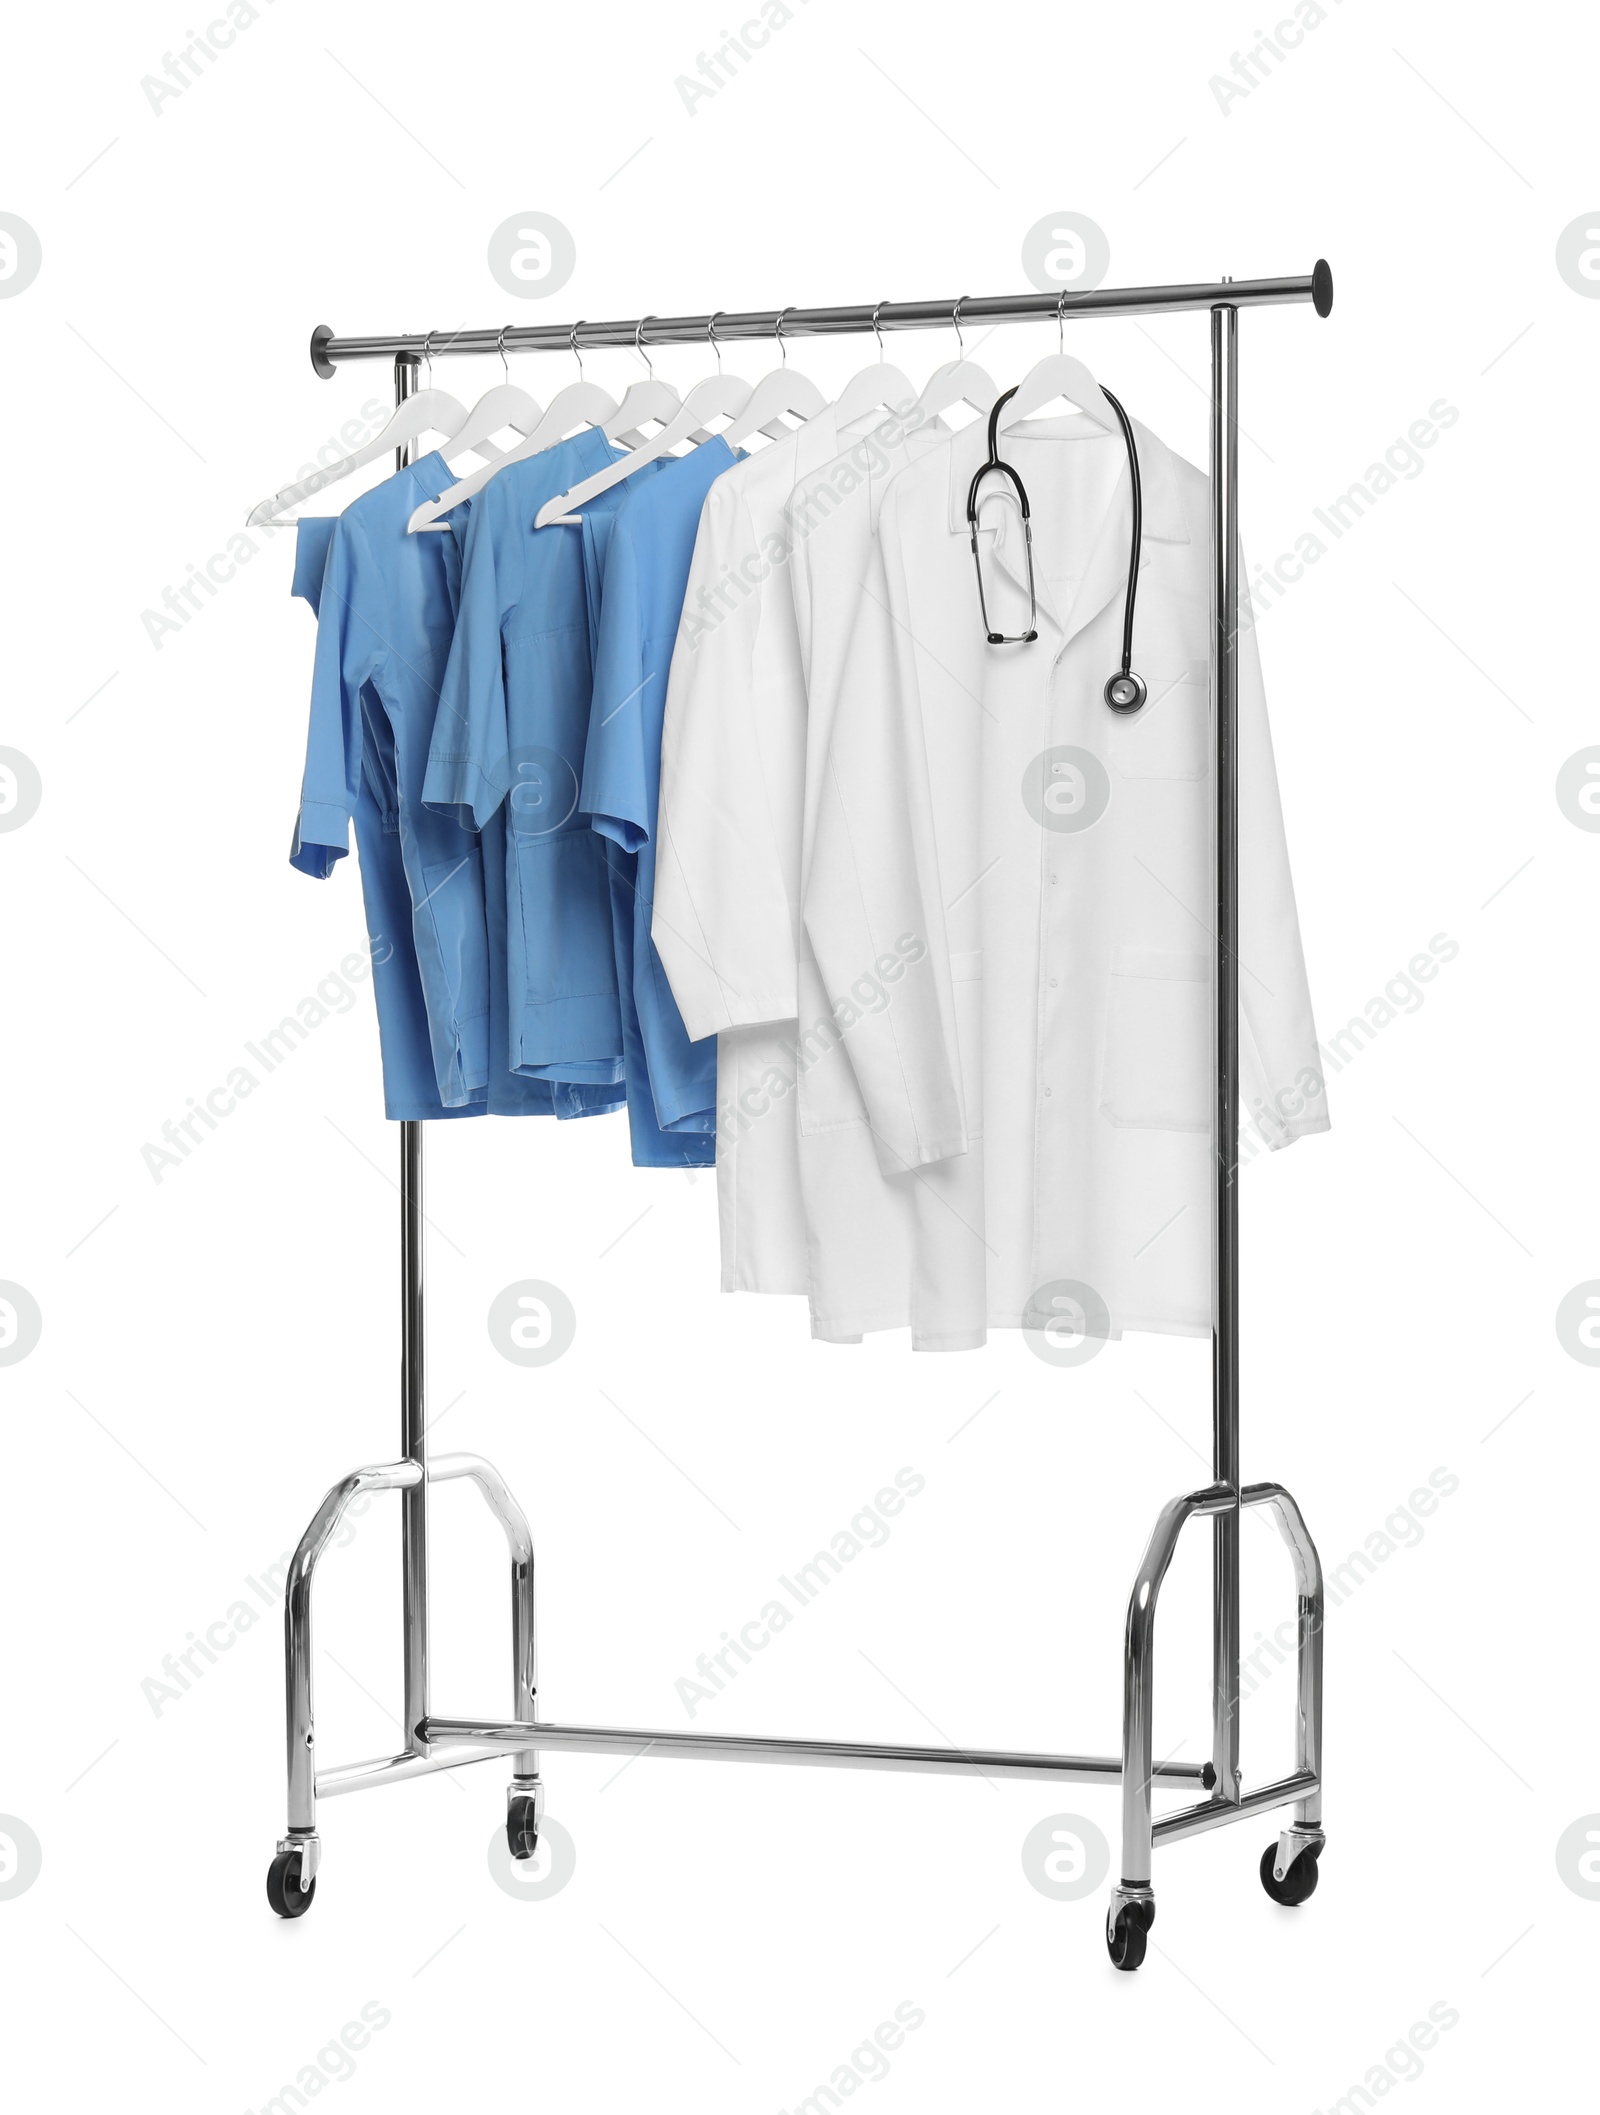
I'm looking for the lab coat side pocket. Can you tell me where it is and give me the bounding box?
[1098,946,1209,1131]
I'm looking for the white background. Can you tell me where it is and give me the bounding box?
[1,0,1594,2106]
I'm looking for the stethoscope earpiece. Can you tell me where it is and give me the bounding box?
[1104,671,1147,713]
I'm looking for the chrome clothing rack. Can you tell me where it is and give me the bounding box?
[270,265,1334,1971]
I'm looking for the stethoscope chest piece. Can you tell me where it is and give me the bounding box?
[1103,670,1147,713]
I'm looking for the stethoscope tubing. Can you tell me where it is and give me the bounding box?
[967,384,1146,712]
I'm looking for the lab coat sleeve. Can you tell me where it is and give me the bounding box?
[652,484,798,1039]
[580,512,651,852]
[1238,578,1331,1147]
[291,514,383,878]
[803,490,969,1176]
[423,487,521,832]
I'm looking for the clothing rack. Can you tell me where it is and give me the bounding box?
[270,266,1334,1970]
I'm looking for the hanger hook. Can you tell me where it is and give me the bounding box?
[952,295,967,360]
[707,311,725,374]
[634,314,656,381]
[569,320,586,382]
[774,307,793,367]
[1057,288,1068,355]
[496,324,511,382]
[422,329,438,388]
[872,300,888,361]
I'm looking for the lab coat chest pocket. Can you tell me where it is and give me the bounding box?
[1110,658,1210,781]
[1099,945,1209,1131]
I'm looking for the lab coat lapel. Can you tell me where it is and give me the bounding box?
[1054,418,1189,657]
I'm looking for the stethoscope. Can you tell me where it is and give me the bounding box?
[966,382,1148,714]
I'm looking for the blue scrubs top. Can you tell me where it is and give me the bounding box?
[291,514,481,1122]
[292,456,492,1108]
[291,460,622,1124]
[582,439,741,1158]
[426,429,633,1088]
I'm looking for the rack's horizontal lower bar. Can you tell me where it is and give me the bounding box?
[420,1717,1211,1789]
[1151,1771,1319,1847]
[316,1747,506,1799]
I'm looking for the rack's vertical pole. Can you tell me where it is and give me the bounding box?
[394,353,431,1756]
[1209,301,1242,1804]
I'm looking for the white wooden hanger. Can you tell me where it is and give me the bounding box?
[603,317,686,446]
[248,333,497,528]
[993,292,1117,436]
[911,297,998,424]
[719,307,827,449]
[916,357,998,423]
[534,314,752,529]
[831,300,920,426]
[435,325,542,463]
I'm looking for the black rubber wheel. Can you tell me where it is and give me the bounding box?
[1259,1841,1319,1906]
[507,1794,540,1863]
[1106,1900,1152,1971]
[266,1849,316,1918]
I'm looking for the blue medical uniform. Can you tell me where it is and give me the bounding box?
[291,514,482,1122]
[292,461,622,1124]
[293,457,492,1108]
[582,440,741,1160]
[426,431,636,1089]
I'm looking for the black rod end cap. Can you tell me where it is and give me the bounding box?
[1312,260,1333,318]
[310,324,336,379]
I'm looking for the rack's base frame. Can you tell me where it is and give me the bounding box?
[270,1455,1324,1969]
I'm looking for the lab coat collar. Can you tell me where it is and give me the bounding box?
[792,396,924,482]
[944,412,1188,653]
[794,401,847,482]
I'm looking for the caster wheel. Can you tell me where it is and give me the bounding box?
[1259,1841,1319,1906]
[266,1849,316,1919]
[1106,1900,1152,1972]
[507,1794,540,1862]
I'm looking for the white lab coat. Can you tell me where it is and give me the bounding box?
[803,411,1328,1348]
[653,403,944,1315]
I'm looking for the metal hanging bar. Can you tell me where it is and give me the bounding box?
[271,264,1333,1971]
[306,264,1333,374]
